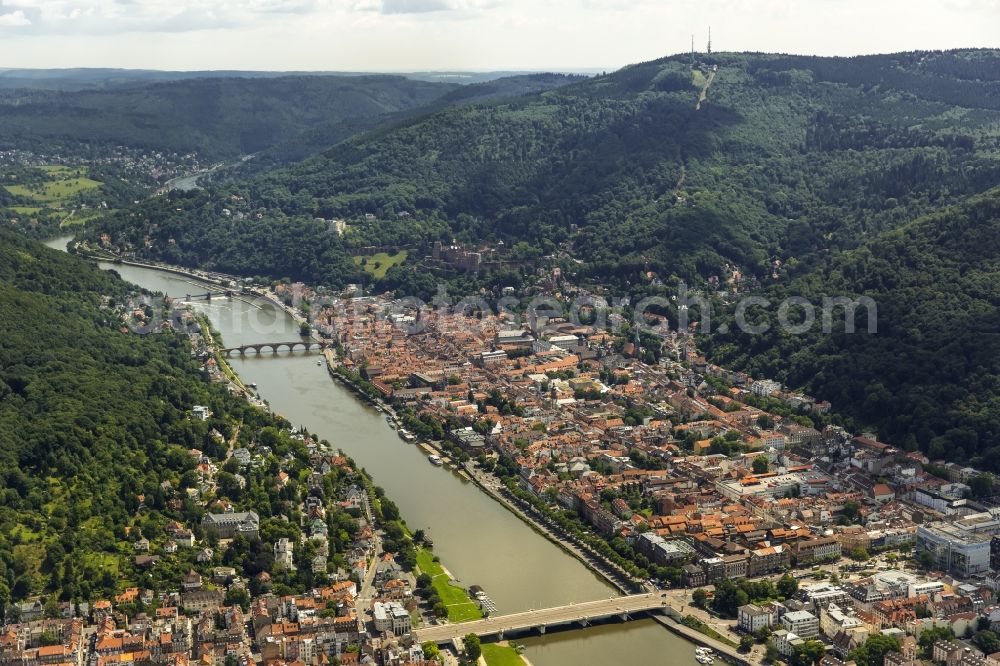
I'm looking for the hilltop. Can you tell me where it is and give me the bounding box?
[95,49,1000,284]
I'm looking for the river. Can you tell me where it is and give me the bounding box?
[44,236,699,666]
[165,173,203,191]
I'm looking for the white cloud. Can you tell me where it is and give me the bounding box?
[0,8,29,26]
[380,0,450,13]
[1,0,347,33]
[363,0,498,14]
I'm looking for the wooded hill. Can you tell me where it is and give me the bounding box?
[0,75,454,160]
[0,231,371,612]
[237,49,1000,283]
[705,187,1000,469]
[0,72,582,163]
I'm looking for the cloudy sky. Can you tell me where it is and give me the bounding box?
[0,0,996,71]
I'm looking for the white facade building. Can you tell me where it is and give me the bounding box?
[781,610,819,639]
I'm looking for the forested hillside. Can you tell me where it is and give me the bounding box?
[0,75,456,160]
[234,73,584,169]
[0,231,341,611]
[234,50,999,284]
[704,187,1000,469]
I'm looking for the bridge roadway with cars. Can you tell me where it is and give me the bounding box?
[414,592,670,644]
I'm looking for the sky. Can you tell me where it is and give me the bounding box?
[0,0,997,72]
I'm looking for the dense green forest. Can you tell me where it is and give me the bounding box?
[0,73,580,164]
[0,231,372,614]
[0,75,456,160]
[234,73,583,170]
[704,187,1000,469]
[86,189,373,285]
[0,68,575,92]
[237,49,1000,282]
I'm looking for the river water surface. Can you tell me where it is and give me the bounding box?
[45,236,698,666]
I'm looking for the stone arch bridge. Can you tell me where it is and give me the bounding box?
[220,341,331,357]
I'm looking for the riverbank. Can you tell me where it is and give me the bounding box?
[459,458,635,594]
[192,312,248,393]
[78,251,234,288]
[651,615,751,666]
[51,237,706,666]
[78,250,311,342]
[416,547,484,623]
[482,643,530,666]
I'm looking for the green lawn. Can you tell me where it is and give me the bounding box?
[81,552,121,577]
[6,176,101,203]
[482,644,526,666]
[38,165,87,178]
[416,547,483,623]
[353,251,408,279]
[62,211,108,228]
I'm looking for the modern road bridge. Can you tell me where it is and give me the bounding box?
[414,592,669,644]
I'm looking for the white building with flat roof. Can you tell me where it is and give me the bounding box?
[916,521,992,577]
[782,610,819,638]
[372,602,411,636]
[717,468,832,500]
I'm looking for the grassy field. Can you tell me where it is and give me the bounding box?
[2,166,106,233]
[7,206,77,226]
[62,211,107,228]
[6,176,101,204]
[39,165,87,177]
[482,644,526,666]
[353,251,408,279]
[416,547,483,623]
[81,551,121,578]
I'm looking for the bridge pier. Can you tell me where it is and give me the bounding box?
[578,618,589,628]
[538,625,546,635]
